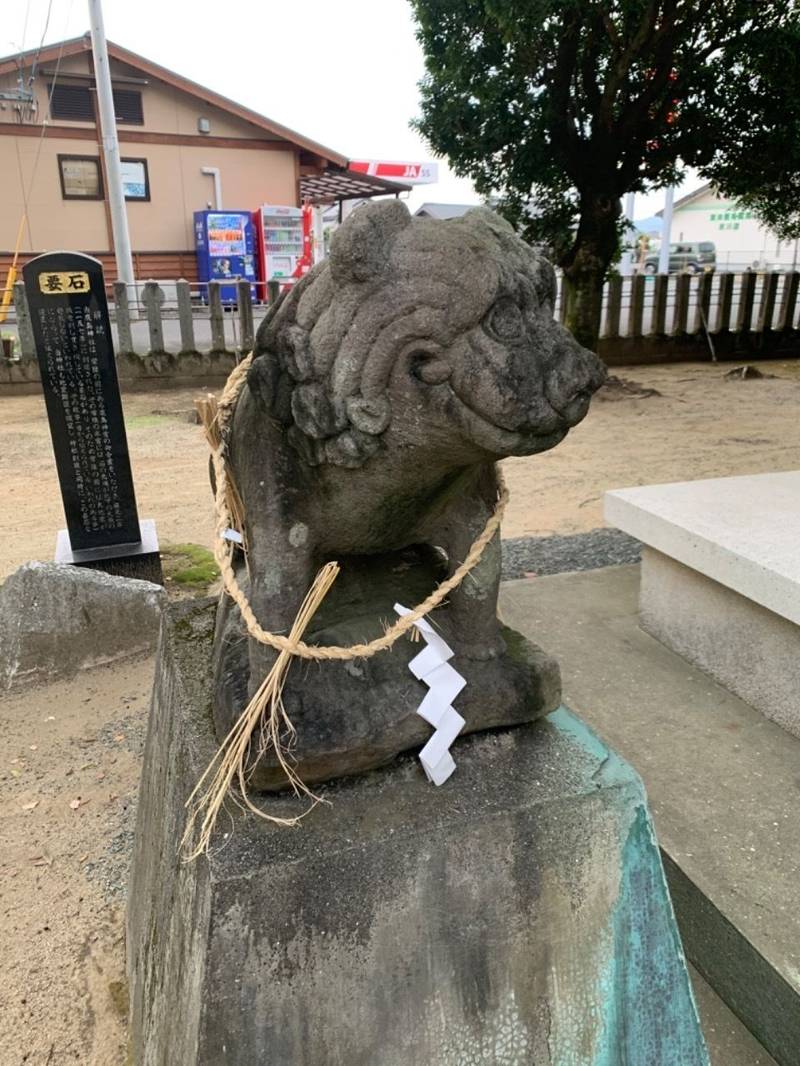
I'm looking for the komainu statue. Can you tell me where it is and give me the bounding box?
[212,200,606,789]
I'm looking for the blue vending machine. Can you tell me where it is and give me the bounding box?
[194,210,257,304]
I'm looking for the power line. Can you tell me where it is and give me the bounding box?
[16,0,74,248]
[18,0,33,59]
[29,0,55,85]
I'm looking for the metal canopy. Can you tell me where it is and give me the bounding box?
[300,168,411,204]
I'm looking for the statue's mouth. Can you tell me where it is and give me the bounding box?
[447,388,571,457]
[510,425,569,455]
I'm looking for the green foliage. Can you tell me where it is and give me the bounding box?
[410,0,800,343]
[698,21,800,241]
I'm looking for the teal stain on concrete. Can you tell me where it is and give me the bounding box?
[548,706,631,790]
[594,804,709,1066]
[546,707,710,1066]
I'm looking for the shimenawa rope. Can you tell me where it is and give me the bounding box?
[183,353,508,859]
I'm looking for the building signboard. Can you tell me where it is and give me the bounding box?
[349,160,439,185]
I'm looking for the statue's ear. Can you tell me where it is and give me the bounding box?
[461,206,515,238]
[329,199,411,283]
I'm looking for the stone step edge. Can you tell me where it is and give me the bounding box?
[662,847,799,1066]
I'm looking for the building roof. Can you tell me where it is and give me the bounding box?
[656,183,714,217]
[0,34,348,167]
[414,203,477,220]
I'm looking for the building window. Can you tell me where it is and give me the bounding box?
[58,155,103,200]
[113,88,144,124]
[121,158,150,201]
[50,83,93,121]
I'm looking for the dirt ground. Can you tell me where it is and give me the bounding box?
[0,656,154,1066]
[2,359,800,1064]
[2,360,800,579]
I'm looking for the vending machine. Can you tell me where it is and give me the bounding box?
[253,204,304,297]
[194,210,257,304]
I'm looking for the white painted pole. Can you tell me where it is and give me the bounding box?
[620,191,636,275]
[659,186,675,274]
[88,0,135,288]
[312,205,326,262]
[201,167,222,210]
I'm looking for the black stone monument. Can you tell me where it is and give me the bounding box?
[23,251,162,584]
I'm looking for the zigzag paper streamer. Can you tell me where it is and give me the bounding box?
[394,604,466,785]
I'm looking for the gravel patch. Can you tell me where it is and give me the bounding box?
[83,826,136,899]
[94,709,147,756]
[502,528,641,580]
[82,707,147,899]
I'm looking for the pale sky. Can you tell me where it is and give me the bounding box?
[5,0,697,218]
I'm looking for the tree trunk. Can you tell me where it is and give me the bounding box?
[562,265,607,351]
[561,194,621,351]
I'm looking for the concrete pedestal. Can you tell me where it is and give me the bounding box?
[55,518,163,586]
[128,601,708,1066]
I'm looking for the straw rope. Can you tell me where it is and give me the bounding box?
[183,352,508,858]
[208,353,509,661]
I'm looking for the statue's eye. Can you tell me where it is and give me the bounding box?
[485,299,524,342]
[410,350,452,385]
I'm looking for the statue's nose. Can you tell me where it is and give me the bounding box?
[550,386,593,426]
[545,340,606,426]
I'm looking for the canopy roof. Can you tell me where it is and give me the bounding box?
[299,168,410,204]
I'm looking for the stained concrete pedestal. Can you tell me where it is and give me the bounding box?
[128,601,708,1066]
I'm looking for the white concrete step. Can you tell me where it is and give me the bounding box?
[604,472,800,737]
[605,470,800,625]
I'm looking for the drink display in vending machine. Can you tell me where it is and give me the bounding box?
[253,205,304,298]
[194,210,257,304]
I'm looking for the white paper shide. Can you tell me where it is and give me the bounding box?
[394,604,466,785]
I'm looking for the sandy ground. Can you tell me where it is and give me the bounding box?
[2,360,800,579]
[0,656,154,1066]
[2,359,800,1064]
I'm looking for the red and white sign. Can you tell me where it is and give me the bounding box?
[349,160,439,185]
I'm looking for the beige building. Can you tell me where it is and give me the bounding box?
[0,35,396,285]
[663,184,799,272]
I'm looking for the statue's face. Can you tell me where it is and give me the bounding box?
[395,259,606,459]
[258,202,606,469]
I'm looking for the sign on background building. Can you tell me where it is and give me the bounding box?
[349,160,439,185]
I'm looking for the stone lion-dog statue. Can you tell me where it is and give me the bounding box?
[212,200,606,789]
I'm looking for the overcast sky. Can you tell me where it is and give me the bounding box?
[6,0,696,218]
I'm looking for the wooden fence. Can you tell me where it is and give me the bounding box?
[3,270,799,388]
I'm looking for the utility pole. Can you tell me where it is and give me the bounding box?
[620,191,636,275]
[659,186,675,275]
[88,0,135,289]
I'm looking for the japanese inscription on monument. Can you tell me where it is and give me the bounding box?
[23,252,161,582]
[23,251,140,550]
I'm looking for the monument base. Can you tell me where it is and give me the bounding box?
[55,518,163,586]
[128,601,709,1066]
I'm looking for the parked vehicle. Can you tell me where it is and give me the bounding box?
[642,241,716,274]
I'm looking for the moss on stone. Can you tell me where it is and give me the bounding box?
[161,543,220,593]
[108,978,129,1020]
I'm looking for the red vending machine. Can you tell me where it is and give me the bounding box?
[253,205,304,299]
